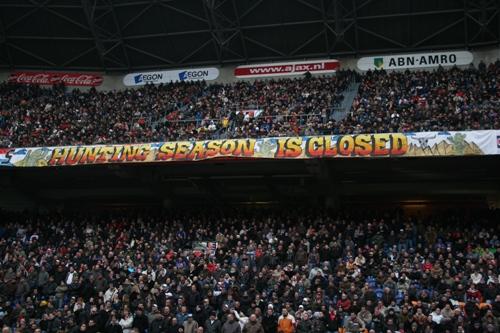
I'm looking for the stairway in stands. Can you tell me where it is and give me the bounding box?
[331,80,360,122]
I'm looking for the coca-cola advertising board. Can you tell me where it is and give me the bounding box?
[8,72,103,86]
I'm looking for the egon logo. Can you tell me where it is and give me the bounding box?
[134,73,163,84]
[178,70,210,81]
[123,68,218,86]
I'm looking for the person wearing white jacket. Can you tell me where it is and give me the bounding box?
[233,310,249,330]
[104,284,118,303]
[119,311,134,333]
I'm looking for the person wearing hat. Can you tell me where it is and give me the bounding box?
[204,311,221,333]
[294,305,304,320]
[184,314,199,333]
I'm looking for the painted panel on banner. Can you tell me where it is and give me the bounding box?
[0,131,497,168]
[123,68,219,86]
[357,51,473,71]
[234,59,340,78]
[8,72,103,86]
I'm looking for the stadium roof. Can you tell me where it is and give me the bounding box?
[0,0,498,72]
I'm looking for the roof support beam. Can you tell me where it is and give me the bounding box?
[160,3,208,24]
[121,2,154,31]
[352,0,360,55]
[123,30,212,40]
[0,0,497,70]
[231,0,248,62]
[244,36,286,57]
[6,36,94,41]
[178,39,213,64]
[125,44,175,65]
[239,0,265,20]
[40,3,91,32]
[498,0,500,41]
[8,43,57,67]
[464,0,469,47]
[358,26,406,48]
[203,0,223,64]
[81,0,130,71]
[466,0,499,42]
[412,18,465,47]
[296,0,321,13]
[82,0,107,69]
[5,0,48,30]
[0,14,13,68]
[290,30,324,56]
[202,0,245,64]
[108,0,131,70]
[320,0,331,56]
[61,46,99,68]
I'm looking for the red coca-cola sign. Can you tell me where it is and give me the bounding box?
[8,71,103,86]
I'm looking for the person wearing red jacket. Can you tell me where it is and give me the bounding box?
[337,293,352,312]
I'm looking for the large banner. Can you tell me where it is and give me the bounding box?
[123,67,219,86]
[8,71,103,86]
[357,51,473,71]
[234,59,340,78]
[0,131,498,167]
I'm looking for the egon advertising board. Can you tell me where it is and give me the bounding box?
[123,67,219,86]
[234,59,340,78]
[357,51,473,71]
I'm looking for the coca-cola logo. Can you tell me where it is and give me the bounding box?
[10,73,52,84]
[8,72,103,86]
[58,74,103,86]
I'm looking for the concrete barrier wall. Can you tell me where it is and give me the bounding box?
[1,47,499,91]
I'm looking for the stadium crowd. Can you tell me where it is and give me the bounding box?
[0,72,350,148]
[0,61,498,149]
[339,61,500,135]
[0,209,498,333]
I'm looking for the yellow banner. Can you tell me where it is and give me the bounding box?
[0,131,495,167]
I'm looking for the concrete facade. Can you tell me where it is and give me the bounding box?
[1,47,498,91]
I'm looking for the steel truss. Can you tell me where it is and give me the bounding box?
[0,0,497,71]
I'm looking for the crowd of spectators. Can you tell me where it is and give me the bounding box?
[0,208,498,333]
[0,61,499,148]
[0,72,350,148]
[339,61,500,135]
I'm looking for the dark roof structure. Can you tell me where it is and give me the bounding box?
[1,156,499,208]
[0,0,498,72]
